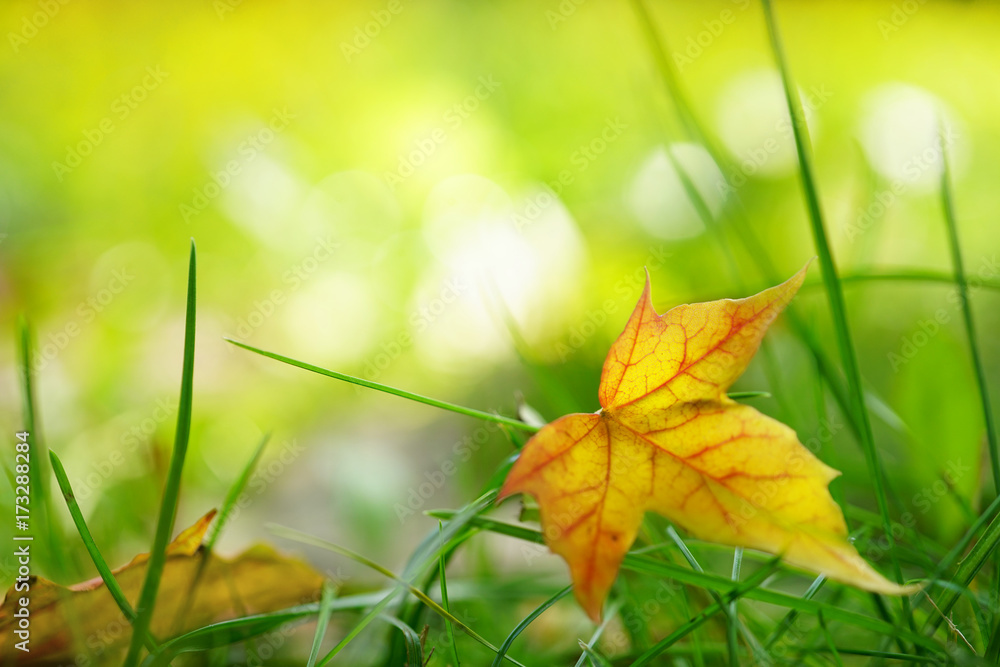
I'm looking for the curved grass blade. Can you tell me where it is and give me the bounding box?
[432,512,942,655]
[125,240,198,667]
[631,557,781,666]
[143,602,324,667]
[938,126,999,490]
[577,641,614,667]
[226,339,537,433]
[48,450,158,652]
[379,614,424,667]
[270,522,528,667]
[573,598,621,667]
[172,432,272,634]
[490,585,572,667]
[306,581,337,667]
[384,490,499,664]
[318,588,401,666]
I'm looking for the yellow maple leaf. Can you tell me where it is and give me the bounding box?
[499,262,916,622]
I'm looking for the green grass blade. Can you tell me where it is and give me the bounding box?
[378,614,423,667]
[817,610,844,666]
[759,0,905,600]
[490,585,572,667]
[271,523,528,666]
[317,589,401,666]
[631,557,781,667]
[144,603,319,667]
[728,548,743,667]
[172,432,271,634]
[403,489,498,581]
[125,240,198,667]
[927,505,1000,634]
[226,338,537,433]
[16,316,68,577]
[577,641,614,667]
[665,528,758,663]
[438,524,461,667]
[626,0,882,459]
[206,432,271,551]
[17,317,47,510]
[763,575,826,649]
[49,450,159,653]
[307,582,337,667]
[835,269,1000,291]
[573,599,621,667]
[939,127,999,490]
[433,512,941,654]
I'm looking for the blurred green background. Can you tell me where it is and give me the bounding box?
[1,0,999,661]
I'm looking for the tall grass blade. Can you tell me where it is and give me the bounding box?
[16,316,68,576]
[759,0,905,602]
[125,240,198,667]
[938,125,999,490]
